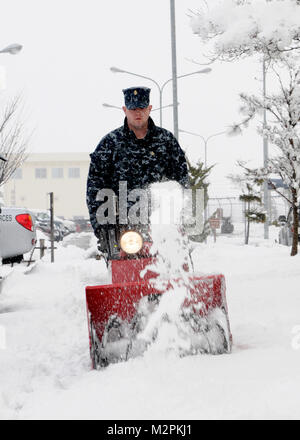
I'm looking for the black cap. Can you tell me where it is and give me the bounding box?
[122,87,151,110]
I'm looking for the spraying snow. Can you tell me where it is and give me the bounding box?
[138,181,229,357]
[1,223,300,419]
[138,181,194,355]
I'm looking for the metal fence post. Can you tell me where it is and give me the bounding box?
[170,0,179,140]
[39,238,45,259]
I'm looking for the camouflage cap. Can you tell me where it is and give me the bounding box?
[122,86,151,110]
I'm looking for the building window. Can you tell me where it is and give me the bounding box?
[52,167,64,178]
[12,168,22,179]
[68,167,80,178]
[35,168,47,179]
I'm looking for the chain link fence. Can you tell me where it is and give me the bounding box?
[207,193,290,237]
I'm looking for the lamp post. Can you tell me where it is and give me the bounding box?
[0,44,23,55]
[102,102,176,113]
[102,103,123,111]
[179,129,228,169]
[263,57,269,239]
[170,0,178,139]
[179,128,229,238]
[110,66,211,129]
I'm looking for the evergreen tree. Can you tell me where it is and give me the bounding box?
[187,158,214,242]
[229,165,266,244]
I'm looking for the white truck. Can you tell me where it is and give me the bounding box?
[0,206,36,264]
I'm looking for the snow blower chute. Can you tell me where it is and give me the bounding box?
[86,220,232,369]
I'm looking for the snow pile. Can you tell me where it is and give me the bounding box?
[190,0,300,57]
[0,239,107,419]
[140,182,205,356]
[1,227,300,419]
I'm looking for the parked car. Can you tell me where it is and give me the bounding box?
[73,218,92,233]
[278,215,287,225]
[60,218,76,235]
[278,208,300,246]
[32,210,76,242]
[35,217,63,241]
[0,206,36,264]
[221,217,234,234]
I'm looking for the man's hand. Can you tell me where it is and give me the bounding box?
[95,227,108,253]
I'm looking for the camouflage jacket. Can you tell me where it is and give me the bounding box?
[86,117,189,233]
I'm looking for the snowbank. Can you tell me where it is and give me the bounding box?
[1,228,300,419]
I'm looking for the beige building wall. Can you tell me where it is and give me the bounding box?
[3,153,91,219]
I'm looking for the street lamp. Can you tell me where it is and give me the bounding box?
[102,102,177,113]
[102,103,123,111]
[0,155,7,162]
[170,0,178,139]
[179,128,229,235]
[0,44,23,55]
[262,57,269,239]
[110,66,211,129]
[179,129,228,169]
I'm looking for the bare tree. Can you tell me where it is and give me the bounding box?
[0,96,30,187]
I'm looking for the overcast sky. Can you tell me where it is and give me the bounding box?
[0,0,271,197]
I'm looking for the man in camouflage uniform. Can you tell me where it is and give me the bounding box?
[86,86,189,239]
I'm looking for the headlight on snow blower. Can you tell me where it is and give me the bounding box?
[120,231,143,255]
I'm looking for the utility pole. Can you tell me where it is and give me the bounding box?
[170,0,179,140]
[49,192,55,263]
[263,57,269,239]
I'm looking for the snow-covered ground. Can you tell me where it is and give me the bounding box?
[0,226,300,420]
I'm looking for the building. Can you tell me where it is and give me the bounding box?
[3,153,91,219]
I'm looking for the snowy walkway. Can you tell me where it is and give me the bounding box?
[0,228,300,420]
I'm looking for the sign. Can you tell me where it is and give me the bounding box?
[209,218,220,229]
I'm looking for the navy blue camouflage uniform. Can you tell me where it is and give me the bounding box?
[86,104,189,237]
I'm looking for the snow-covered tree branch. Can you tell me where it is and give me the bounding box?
[191,0,300,255]
[234,58,300,254]
[190,0,300,62]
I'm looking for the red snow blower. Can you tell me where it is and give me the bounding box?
[86,222,232,369]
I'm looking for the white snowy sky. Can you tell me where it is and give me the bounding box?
[0,0,271,197]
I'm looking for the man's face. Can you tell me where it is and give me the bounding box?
[123,105,152,130]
